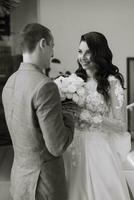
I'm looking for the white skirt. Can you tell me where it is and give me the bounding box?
[63,128,131,200]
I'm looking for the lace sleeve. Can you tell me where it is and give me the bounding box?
[102,76,127,133]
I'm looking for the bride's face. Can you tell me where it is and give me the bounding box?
[78,41,91,70]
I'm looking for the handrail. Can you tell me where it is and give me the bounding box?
[127,103,134,110]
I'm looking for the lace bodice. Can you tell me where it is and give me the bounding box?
[75,75,126,132]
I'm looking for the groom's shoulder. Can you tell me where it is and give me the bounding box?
[3,72,17,90]
[35,76,58,94]
[33,78,60,104]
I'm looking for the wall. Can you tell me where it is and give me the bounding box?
[38,0,134,81]
[11,0,38,55]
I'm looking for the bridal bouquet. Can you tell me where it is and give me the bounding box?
[54,73,87,107]
[54,73,104,127]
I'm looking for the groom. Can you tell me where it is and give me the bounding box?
[2,23,74,200]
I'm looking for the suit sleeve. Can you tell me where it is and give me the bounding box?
[33,80,74,156]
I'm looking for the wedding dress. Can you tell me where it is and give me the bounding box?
[63,75,131,200]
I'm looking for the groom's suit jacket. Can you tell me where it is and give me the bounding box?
[2,63,74,200]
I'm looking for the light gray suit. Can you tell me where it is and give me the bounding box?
[2,63,74,200]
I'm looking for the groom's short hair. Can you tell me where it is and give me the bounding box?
[20,23,52,53]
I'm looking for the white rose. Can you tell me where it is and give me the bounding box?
[72,93,79,103]
[68,84,77,93]
[61,86,69,93]
[66,93,73,99]
[77,87,86,96]
[78,97,85,106]
[54,76,64,89]
[62,77,69,87]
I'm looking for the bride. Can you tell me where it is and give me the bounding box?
[63,32,131,200]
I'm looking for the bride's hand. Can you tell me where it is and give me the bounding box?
[62,100,79,115]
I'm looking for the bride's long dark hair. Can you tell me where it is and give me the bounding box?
[75,31,125,103]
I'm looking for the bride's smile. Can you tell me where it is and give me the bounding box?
[78,40,91,69]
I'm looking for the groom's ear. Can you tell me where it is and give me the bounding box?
[39,38,47,49]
